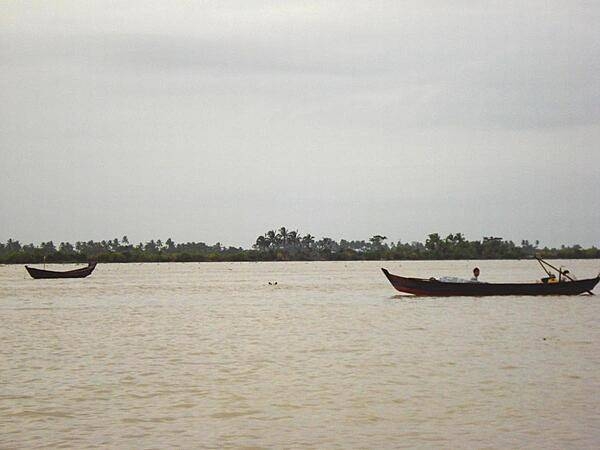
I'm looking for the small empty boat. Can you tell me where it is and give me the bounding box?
[25,262,97,279]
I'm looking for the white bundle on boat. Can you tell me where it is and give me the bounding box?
[436,276,476,283]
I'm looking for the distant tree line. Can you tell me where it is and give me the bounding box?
[0,228,598,264]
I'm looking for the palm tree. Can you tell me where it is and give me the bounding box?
[6,239,21,252]
[266,230,278,248]
[165,238,176,252]
[287,230,299,248]
[144,240,157,252]
[278,227,288,249]
[254,236,268,251]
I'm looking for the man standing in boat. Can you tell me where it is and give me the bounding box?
[471,267,480,282]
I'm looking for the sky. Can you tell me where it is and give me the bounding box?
[1,1,599,248]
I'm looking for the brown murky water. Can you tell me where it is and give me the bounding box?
[1,260,599,448]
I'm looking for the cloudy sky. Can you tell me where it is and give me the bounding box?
[1,1,599,247]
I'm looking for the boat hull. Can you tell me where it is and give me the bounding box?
[382,268,598,297]
[25,263,97,279]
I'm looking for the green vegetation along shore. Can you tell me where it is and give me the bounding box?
[1,228,598,264]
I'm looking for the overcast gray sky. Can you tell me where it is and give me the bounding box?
[1,1,599,247]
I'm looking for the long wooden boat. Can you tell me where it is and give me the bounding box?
[381,268,599,297]
[25,262,97,279]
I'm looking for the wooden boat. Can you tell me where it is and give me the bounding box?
[25,262,97,279]
[381,268,599,297]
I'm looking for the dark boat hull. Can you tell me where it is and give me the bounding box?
[25,263,97,279]
[382,268,598,297]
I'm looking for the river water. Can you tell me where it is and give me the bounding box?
[1,260,599,448]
